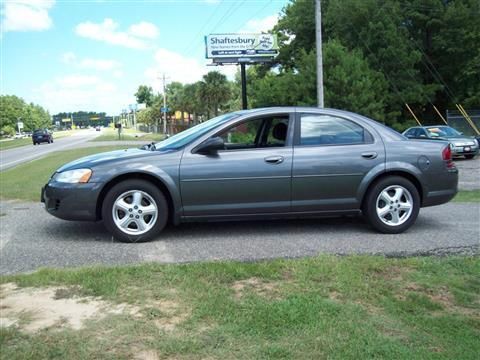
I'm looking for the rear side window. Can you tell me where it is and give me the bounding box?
[299,114,372,146]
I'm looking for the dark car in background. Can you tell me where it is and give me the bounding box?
[32,129,53,145]
[42,107,458,243]
[403,125,479,159]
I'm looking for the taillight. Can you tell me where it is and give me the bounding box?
[442,145,455,169]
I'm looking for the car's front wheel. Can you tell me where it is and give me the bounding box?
[363,176,420,234]
[102,179,168,242]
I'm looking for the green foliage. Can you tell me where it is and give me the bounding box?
[134,85,155,107]
[198,71,231,117]
[1,125,15,136]
[0,95,51,132]
[266,0,479,126]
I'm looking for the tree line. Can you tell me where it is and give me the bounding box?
[0,95,51,136]
[135,0,479,131]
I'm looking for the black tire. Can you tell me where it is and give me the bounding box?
[101,179,168,243]
[465,154,475,159]
[363,176,420,234]
[33,142,36,145]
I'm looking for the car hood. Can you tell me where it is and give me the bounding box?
[56,148,168,172]
[445,136,477,143]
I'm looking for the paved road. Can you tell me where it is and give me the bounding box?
[0,130,102,171]
[0,200,478,274]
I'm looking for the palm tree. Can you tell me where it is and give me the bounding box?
[198,71,231,117]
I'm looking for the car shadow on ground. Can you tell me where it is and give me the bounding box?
[42,213,444,244]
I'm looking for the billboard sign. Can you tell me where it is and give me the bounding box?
[205,34,279,59]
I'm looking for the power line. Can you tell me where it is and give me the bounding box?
[182,0,225,55]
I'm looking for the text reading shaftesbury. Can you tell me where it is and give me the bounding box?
[210,36,255,46]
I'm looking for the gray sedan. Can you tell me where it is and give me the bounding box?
[42,108,458,242]
[403,125,479,159]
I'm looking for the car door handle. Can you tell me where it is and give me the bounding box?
[264,156,284,164]
[361,152,378,159]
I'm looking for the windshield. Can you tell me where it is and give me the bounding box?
[426,126,461,137]
[153,112,242,151]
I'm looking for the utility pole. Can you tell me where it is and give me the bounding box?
[315,0,324,108]
[162,73,168,135]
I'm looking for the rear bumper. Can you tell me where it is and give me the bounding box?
[422,169,458,207]
[41,181,102,221]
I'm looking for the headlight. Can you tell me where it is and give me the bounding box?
[54,169,92,183]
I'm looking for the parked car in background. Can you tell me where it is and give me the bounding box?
[32,129,53,145]
[42,108,458,243]
[403,125,479,159]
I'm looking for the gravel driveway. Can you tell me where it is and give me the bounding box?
[0,200,478,275]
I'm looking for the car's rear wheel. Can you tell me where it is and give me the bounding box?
[363,176,420,234]
[102,180,168,242]
[465,154,475,159]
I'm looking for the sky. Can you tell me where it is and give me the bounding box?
[0,0,288,115]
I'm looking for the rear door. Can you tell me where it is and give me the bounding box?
[180,113,294,216]
[291,112,385,212]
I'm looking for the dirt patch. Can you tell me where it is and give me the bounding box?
[399,283,480,317]
[0,283,140,333]
[134,349,159,360]
[146,299,189,332]
[377,266,414,281]
[232,277,280,300]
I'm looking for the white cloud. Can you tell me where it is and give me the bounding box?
[1,0,55,32]
[128,21,159,39]
[75,18,159,50]
[145,48,207,89]
[145,49,240,91]
[240,14,278,33]
[61,52,122,72]
[34,74,132,114]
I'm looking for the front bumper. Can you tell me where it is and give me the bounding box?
[41,180,103,221]
[451,145,479,156]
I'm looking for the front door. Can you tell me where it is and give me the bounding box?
[180,113,293,217]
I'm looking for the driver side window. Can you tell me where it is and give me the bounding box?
[217,115,290,151]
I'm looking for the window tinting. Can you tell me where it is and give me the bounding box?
[300,115,370,146]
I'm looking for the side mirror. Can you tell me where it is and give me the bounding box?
[195,136,224,154]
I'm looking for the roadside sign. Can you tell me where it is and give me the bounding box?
[62,118,71,123]
[17,121,24,129]
[90,117,100,120]
[161,107,170,113]
[205,33,279,60]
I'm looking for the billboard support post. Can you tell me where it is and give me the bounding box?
[240,63,247,110]
[205,34,279,111]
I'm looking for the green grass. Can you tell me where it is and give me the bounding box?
[453,190,480,202]
[0,138,33,151]
[92,128,165,142]
[0,131,75,151]
[1,256,479,359]
[0,146,133,202]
